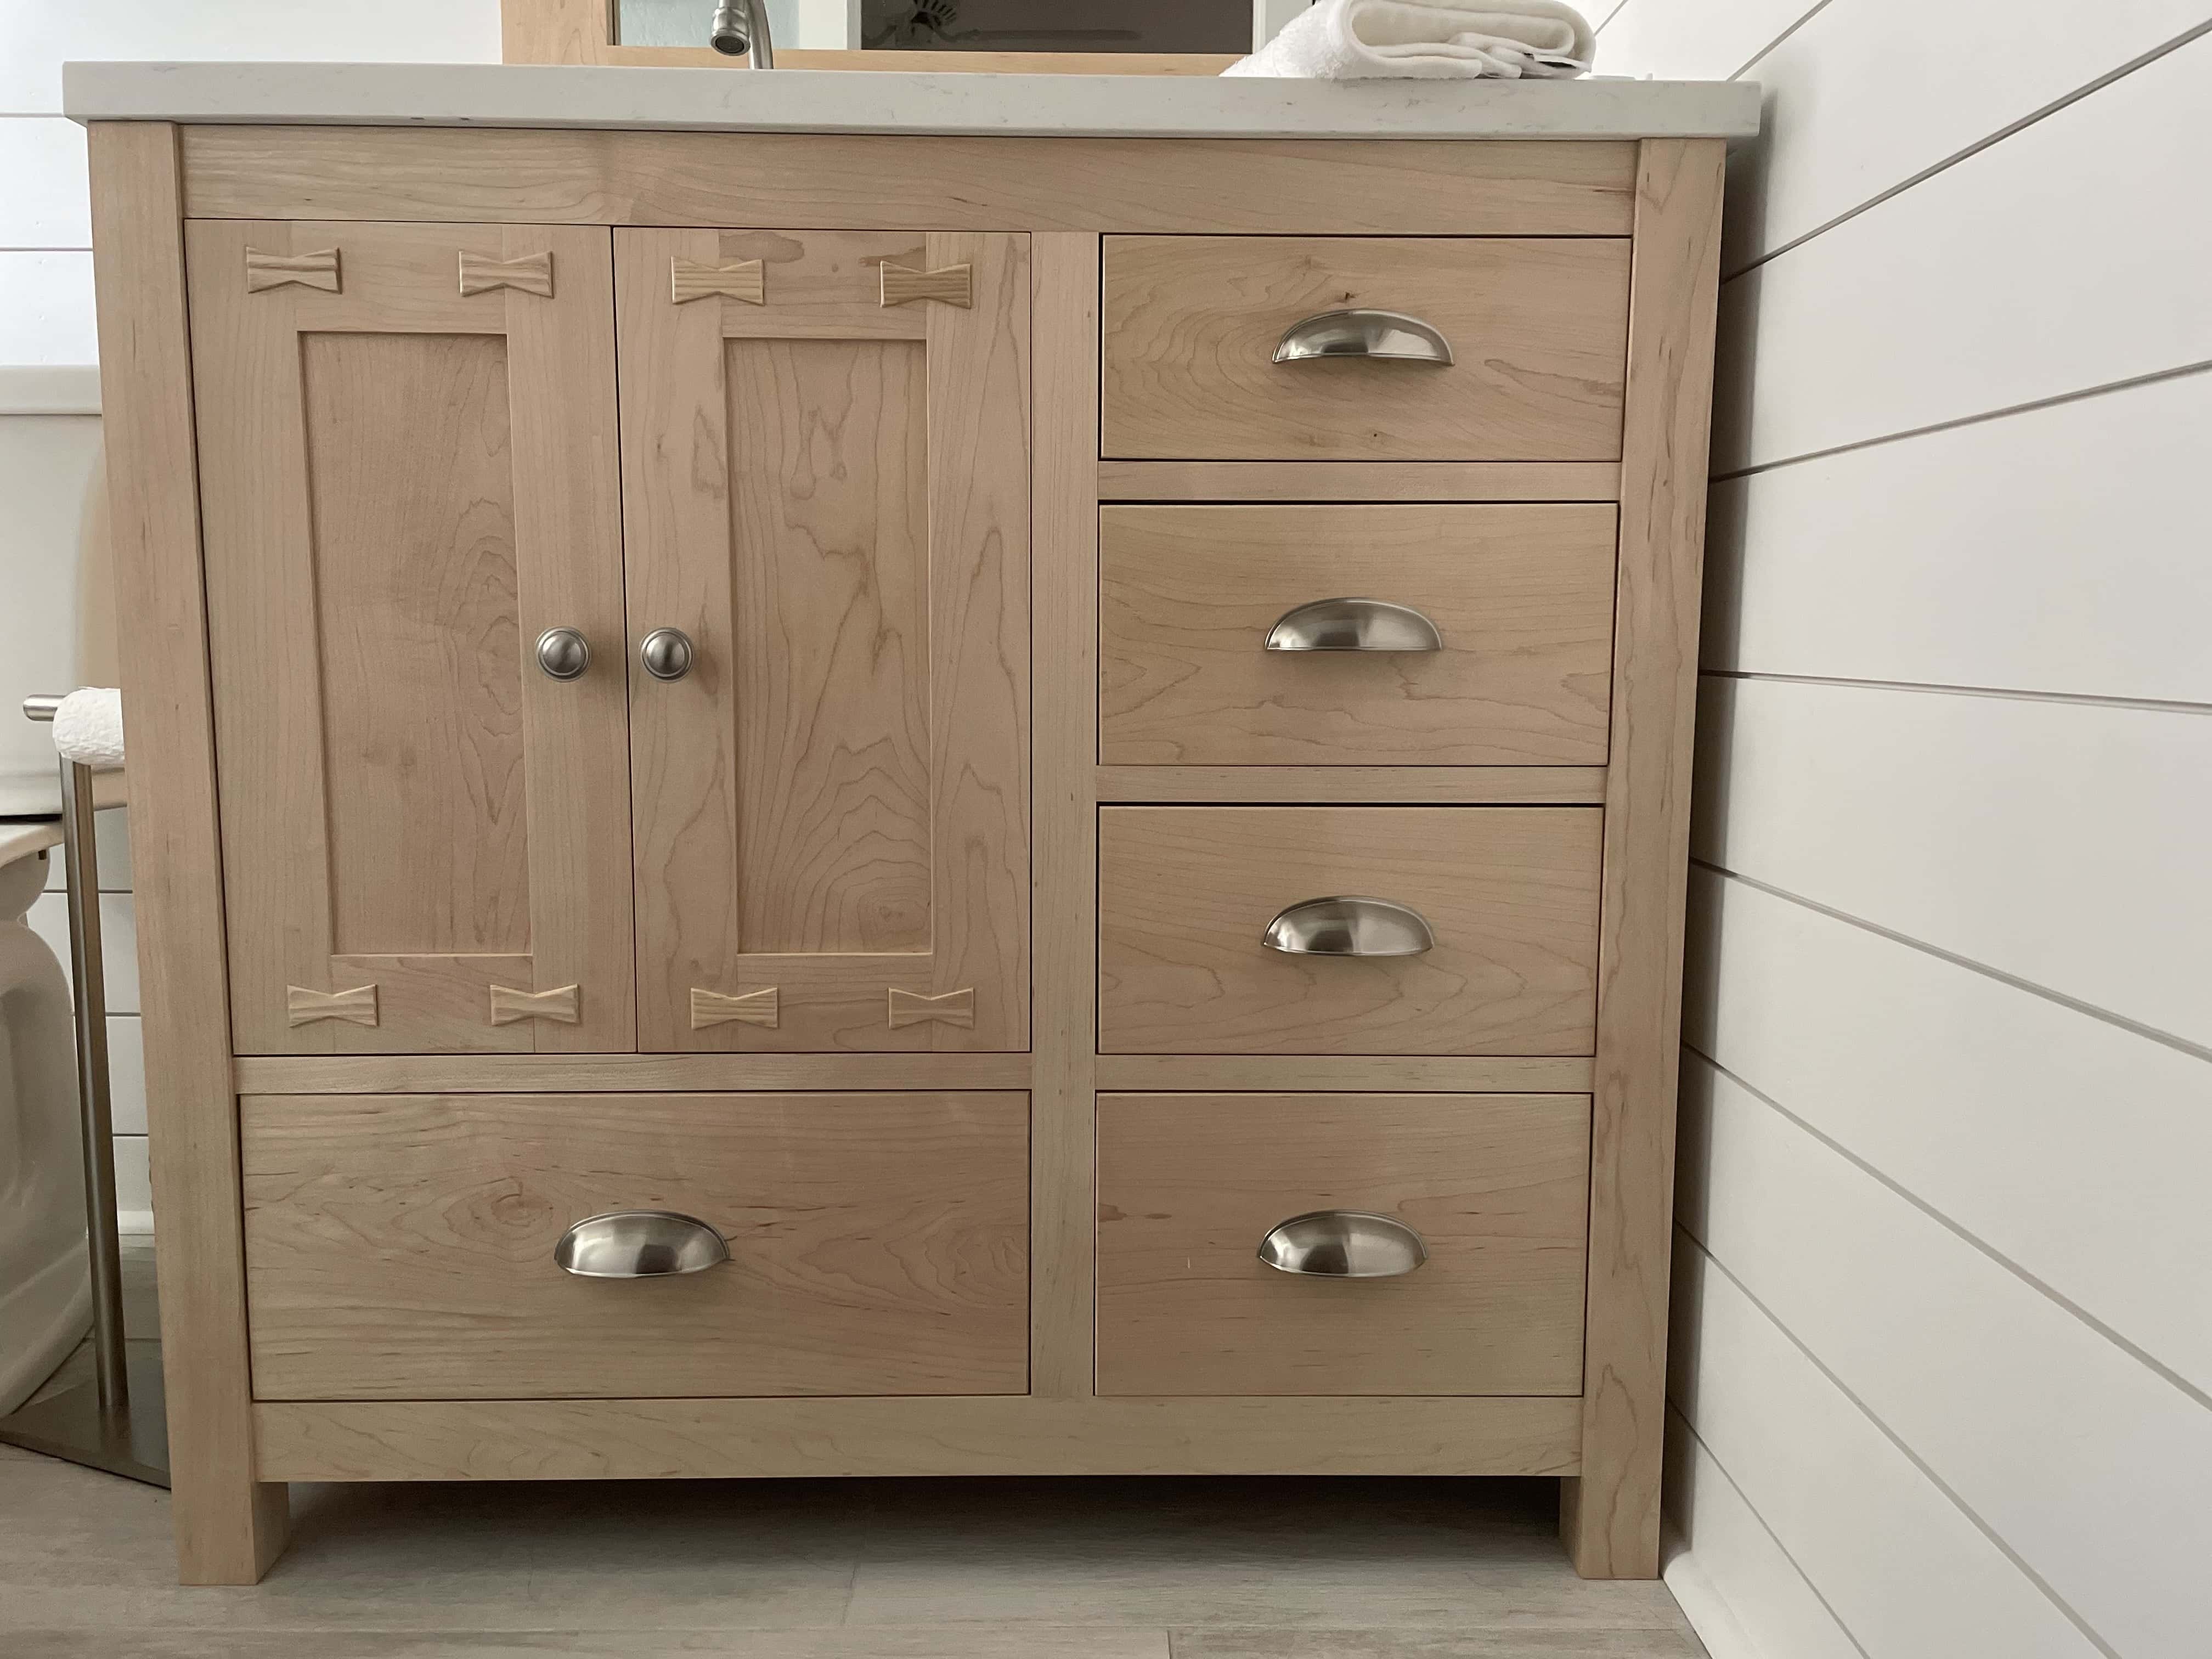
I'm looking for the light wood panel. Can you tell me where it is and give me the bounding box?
[1028,232,1101,1400]
[1563,137,1725,1581]
[1096,1055,1595,1093]
[1098,460,1623,503]
[1097,1093,1590,1396]
[618,227,1028,1052]
[187,218,634,1055]
[1099,806,1603,1057]
[87,119,290,1587]
[1102,236,1631,461]
[1101,504,1618,766]
[178,127,1641,236]
[241,1092,1029,1400]
[1096,766,1607,805]
[233,1052,1031,1093]
[256,1395,1584,1481]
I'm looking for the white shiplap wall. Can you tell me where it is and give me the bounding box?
[1596,3,2212,1656]
[0,2,504,1233]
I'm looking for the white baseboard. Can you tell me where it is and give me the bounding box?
[116,1211,155,1237]
[0,364,101,415]
[1664,1523,1762,1659]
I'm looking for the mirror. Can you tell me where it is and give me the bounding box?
[614,0,1259,54]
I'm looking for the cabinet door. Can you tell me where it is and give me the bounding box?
[617,230,1030,1052]
[188,222,634,1053]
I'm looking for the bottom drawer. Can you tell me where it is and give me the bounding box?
[241,1092,1029,1400]
[1096,1092,1589,1397]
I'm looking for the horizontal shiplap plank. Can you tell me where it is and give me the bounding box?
[1596,0,1813,80]
[27,891,136,1014]
[0,3,500,112]
[1723,0,2210,270]
[0,414,103,808]
[42,804,133,892]
[1711,30,2212,470]
[0,117,89,246]
[1681,1058,2212,1659]
[1703,368,2212,704]
[1692,675,2212,1047]
[113,1133,151,1233]
[1663,1415,1863,1659]
[1686,866,2212,1394]
[1670,1236,2102,1659]
[0,251,95,364]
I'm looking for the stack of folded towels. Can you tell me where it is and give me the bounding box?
[1226,0,1595,79]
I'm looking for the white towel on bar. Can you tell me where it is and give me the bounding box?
[51,687,125,770]
[1225,0,1594,78]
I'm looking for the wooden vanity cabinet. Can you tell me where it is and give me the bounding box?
[90,119,1728,1590]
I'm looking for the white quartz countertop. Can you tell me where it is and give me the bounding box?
[64,61,1760,141]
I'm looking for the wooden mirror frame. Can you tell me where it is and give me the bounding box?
[503,0,1247,72]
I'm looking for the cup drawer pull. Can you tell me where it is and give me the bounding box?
[1259,1210,1429,1278]
[1273,309,1454,366]
[553,1211,729,1278]
[1265,598,1444,653]
[1262,896,1435,957]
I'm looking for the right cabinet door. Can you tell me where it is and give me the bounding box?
[616,230,1031,1053]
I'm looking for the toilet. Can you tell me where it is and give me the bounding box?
[0,432,110,1416]
[0,828,88,1415]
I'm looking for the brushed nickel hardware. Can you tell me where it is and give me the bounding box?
[458,251,554,298]
[1259,1210,1429,1278]
[1265,598,1445,653]
[888,986,977,1030]
[1273,309,1454,366]
[691,986,779,1030]
[489,984,581,1026]
[671,256,765,306]
[534,627,590,681]
[709,0,775,64]
[639,628,695,682]
[1262,896,1435,957]
[286,983,379,1028]
[554,1211,730,1278]
[880,261,973,309]
[244,247,340,295]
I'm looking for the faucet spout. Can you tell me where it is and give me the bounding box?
[709,0,776,65]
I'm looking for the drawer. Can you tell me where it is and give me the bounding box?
[1101,235,1630,461]
[241,1092,1028,1400]
[1098,807,1600,1056]
[1100,503,1617,766]
[1096,1092,1590,1396]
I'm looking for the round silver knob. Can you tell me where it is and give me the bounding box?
[639,628,695,682]
[534,627,590,681]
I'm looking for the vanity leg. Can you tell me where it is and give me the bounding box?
[88,121,292,1585]
[1564,137,1726,1581]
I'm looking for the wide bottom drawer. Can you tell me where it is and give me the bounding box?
[241,1092,1030,1401]
[1096,1092,1590,1397]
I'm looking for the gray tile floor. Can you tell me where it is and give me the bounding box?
[2,1246,1706,1659]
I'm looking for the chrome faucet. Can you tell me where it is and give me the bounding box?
[709,0,776,64]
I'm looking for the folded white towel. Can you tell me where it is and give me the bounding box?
[1226,0,1594,78]
[51,688,125,770]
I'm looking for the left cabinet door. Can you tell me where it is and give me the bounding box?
[189,222,635,1053]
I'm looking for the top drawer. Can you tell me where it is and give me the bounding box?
[1102,236,1630,462]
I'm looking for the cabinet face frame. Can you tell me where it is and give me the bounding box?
[103,121,1724,1587]
[615,227,1031,1053]
[186,218,636,1054]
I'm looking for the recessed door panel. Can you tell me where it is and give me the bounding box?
[189,221,634,1053]
[618,229,1030,1052]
